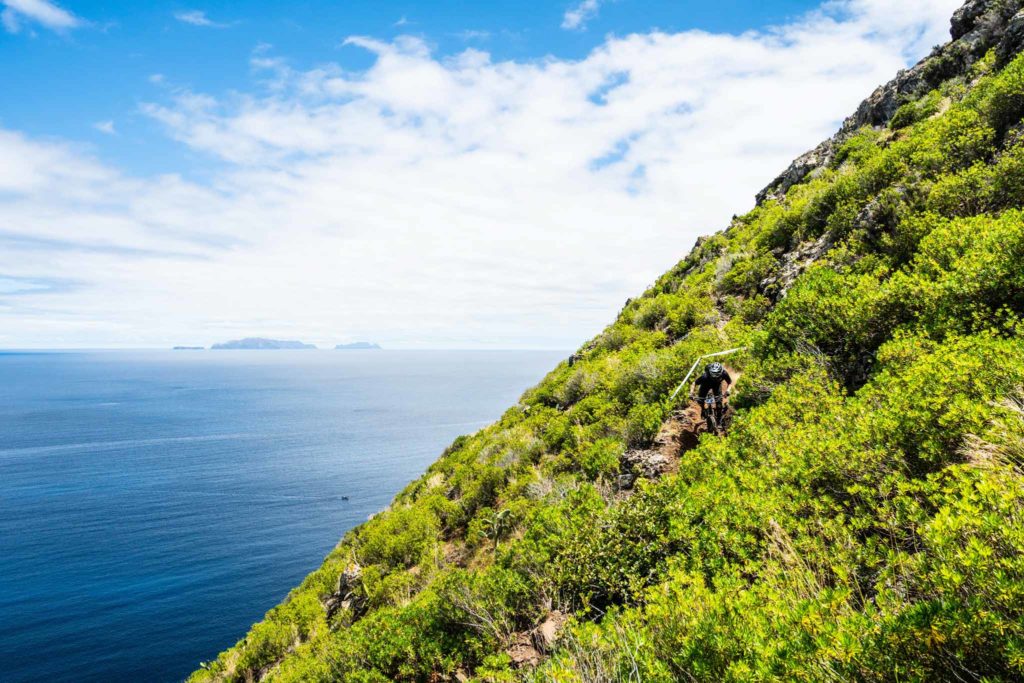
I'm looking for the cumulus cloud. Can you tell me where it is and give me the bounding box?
[562,0,604,30]
[1,0,81,33]
[0,0,962,348]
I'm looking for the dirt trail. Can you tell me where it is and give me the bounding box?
[619,368,741,489]
[507,371,741,668]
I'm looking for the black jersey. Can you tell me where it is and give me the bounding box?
[694,369,732,397]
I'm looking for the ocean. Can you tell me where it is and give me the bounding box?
[0,349,564,683]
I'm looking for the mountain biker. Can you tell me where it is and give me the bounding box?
[692,362,732,422]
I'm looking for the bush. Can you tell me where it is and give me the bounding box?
[358,505,439,569]
[632,295,669,330]
[890,90,943,129]
[762,266,897,389]
[624,402,665,448]
[578,438,624,480]
[438,567,536,645]
[891,210,1024,335]
[982,50,1024,137]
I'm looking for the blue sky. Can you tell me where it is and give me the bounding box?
[0,0,961,348]
[4,1,823,177]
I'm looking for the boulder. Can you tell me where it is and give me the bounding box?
[532,610,568,652]
[998,10,1024,66]
[952,0,990,40]
[759,233,832,301]
[322,563,365,621]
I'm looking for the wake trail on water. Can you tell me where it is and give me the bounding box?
[0,419,494,459]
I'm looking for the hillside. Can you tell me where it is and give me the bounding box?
[190,1,1024,681]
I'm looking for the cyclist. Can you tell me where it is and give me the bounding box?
[692,362,732,425]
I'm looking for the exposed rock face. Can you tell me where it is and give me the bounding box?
[507,632,542,668]
[757,0,1024,204]
[756,141,834,206]
[760,233,832,302]
[998,9,1024,64]
[618,448,672,489]
[323,563,365,622]
[506,610,569,669]
[533,610,568,652]
[952,0,990,40]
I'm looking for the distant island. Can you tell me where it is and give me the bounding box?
[335,342,382,350]
[172,346,205,350]
[211,338,316,350]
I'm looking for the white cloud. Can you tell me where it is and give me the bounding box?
[562,0,603,30]
[0,0,962,348]
[93,120,116,135]
[455,29,491,41]
[174,9,227,28]
[1,0,81,33]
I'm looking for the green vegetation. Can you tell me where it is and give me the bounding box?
[191,36,1024,683]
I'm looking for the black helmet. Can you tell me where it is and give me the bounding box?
[707,362,724,378]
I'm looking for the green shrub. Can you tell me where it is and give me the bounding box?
[762,266,897,388]
[358,505,439,569]
[624,402,665,448]
[578,438,624,480]
[632,295,669,330]
[982,50,1024,137]
[890,90,944,129]
[438,567,536,645]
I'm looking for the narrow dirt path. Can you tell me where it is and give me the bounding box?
[620,368,741,489]
[507,369,741,669]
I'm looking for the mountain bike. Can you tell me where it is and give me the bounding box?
[694,391,728,435]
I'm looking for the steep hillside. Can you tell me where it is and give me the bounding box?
[191,2,1024,681]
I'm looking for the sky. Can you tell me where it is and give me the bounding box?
[0,0,963,349]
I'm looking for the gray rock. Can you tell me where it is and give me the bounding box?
[323,563,365,621]
[619,448,671,484]
[997,10,1024,65]
[952,0,990,40]
[759,233,832,301]
[756,0,1024,205]
[532,610,568,652]
[756,140,834,204]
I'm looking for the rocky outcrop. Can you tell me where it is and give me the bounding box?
[998,9,1024,65]
[757,0,1024,204]
[618,448,673,489]
[506,611,569,669]
[322,563,365,622]
[760,233,833,301]
[953,0,991,40]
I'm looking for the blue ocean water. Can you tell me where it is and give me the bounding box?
[0,349,563,683]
